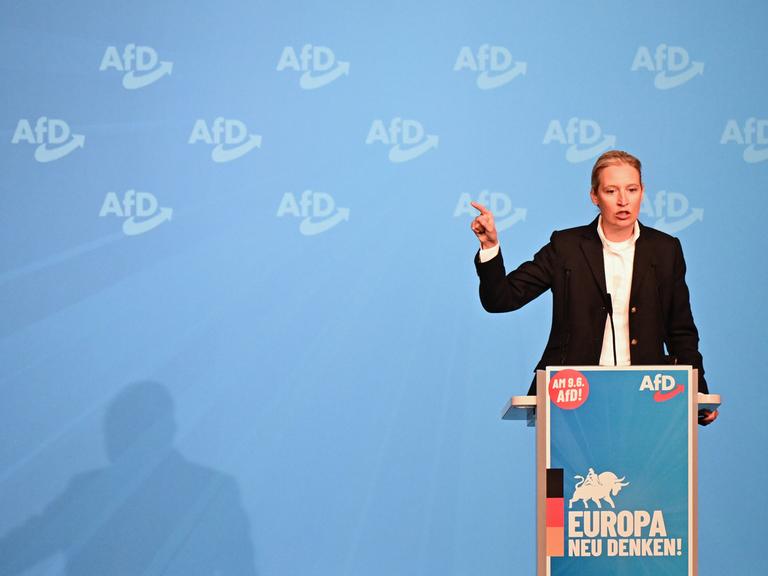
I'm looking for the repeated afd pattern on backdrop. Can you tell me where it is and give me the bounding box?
[1,1,766,575]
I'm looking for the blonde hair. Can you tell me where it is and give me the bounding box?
[590,150,642,192]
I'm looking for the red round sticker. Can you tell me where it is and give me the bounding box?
[548,369,590,410]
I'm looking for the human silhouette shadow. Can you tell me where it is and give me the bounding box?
[0,381,257,576]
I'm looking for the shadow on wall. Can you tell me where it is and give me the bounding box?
[0,381,257,576]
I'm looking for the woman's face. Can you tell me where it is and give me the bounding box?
[590,163,644,241]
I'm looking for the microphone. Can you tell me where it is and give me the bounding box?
[606,293,617,366]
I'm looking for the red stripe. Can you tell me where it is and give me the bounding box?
[546,497,564,527]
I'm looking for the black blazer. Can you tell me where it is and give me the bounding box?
[474,217,708,393]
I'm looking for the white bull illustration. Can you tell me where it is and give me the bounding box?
[568,470,630,509]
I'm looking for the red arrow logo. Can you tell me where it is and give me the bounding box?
[654,384,685,402]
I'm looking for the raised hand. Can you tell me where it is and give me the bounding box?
[470,201,499,249]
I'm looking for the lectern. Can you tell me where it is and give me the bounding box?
[502,366,721,576]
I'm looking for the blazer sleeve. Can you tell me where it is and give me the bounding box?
[665,238,708,393]
[474,235,557,313]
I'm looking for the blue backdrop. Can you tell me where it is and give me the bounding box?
[1,1,765,574]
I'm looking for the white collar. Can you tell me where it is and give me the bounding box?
[597,215,640,251]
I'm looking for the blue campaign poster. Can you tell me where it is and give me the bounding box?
[543,366,694,576]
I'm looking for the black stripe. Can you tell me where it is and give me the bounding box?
[546,468,563,498]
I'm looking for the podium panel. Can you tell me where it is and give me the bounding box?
[536,366,697,576]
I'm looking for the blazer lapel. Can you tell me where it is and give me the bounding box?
[580,218,607,298]
[630,222,653,301]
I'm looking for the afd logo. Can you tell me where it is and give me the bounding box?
[276,45,349,89]
[188,118,262,162]
[99,45,173,89]
[99,190,172,236]
[277,190,349,236]
[454,190,527,231]
[453,45,527,90]
[543,118,616,163]
[11,118,85,162]
[640,190,702,234]
[631,44,704,90]
[721,118,768,163]
[366,118,438,163]
[639,373,685,402]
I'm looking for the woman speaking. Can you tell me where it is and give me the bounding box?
[470,150,717,425]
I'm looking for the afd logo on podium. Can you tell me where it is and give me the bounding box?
[453,190,527,231]
[99,190,172,236]
[366,118,438,163]
[631,44,704,90]
[277,45,349,89]
[641,190,703,234]
[100,45,173,89]
[11,118,85,162]
[277,190,349,236]
[453,45,527,90]
[639,373,685,403]
[543,118,616,163]
[188,118,262,162]
[721,118,768,163]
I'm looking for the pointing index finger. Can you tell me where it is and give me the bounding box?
[470,201,490,215]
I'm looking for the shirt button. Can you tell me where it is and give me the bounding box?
[630,306,637,314]
[631,338,638,346]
